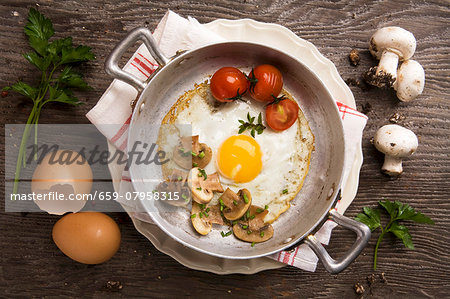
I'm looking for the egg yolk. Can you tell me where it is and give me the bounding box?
[217,135,262,183]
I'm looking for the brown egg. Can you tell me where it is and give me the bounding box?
[52,212,121,264]
[32,150,93,215]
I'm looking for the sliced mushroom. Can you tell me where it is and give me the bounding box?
[188,167,224,204]
[172,136,192,169]
[165,168,189,184]
[232,205,274,243]
[207,204,225,226]
[155,169,190,207]
[191,202,211,235]
[219,188,252,221]
[191,202,225,235]
[172,135,212,169]
[191,135,212,168]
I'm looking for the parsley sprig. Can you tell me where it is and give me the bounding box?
[238,112,266,137]
[355,199,434,270]
[4,8,95,193]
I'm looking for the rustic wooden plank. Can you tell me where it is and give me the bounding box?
[0,0,449,298]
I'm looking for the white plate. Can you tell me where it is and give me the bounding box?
[107,19,362,274]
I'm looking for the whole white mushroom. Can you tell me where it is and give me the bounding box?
[394,60,425,102]
[366,26,416,87]
[373,124,418,176]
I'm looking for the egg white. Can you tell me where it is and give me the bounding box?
[163,83,314,223]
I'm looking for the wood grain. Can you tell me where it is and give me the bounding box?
[0,0,449,298]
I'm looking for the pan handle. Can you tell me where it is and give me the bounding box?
[304,209,371,274]
[104,27,169,92]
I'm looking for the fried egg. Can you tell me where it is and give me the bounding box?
[159,82,314,223]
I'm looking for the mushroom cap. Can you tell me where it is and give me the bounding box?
[374,124,418,158]
[394,60,425,102]
[172,136,212,169]
[156,169,191,207]
[191,203,225,235]
[233,223,274,243]
[232,205,274,243]
[188,167,223,204]
[220,188,252,221]
[191,136,212,168]
[191,202,212,235]
[369,26,416,61]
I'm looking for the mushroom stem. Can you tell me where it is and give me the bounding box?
[377,50,400,79]
[382,155,404,176]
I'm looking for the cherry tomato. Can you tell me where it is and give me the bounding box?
[210,67,248,102]
[265,96,299,131]
[248,64,283,102]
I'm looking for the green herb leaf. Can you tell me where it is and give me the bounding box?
[355,207,381,232]
[7,8,95,195]
[355,200,434,270]
[409,211,435,224]
[60,45,95,64]
[198,168,207,180]
[238,112,266,136]
[24,8,54,55]
[9,81,38,101]
[379,199,397,218]
[379,200,435,224]
[388,221,414,249]
[243,193,249,204]
[46,37,73,63]
[23,51,50,71]
[49,86,81,105]
[355,213,379,232]
[58,66,90,89]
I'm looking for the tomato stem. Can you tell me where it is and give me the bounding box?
[245,68,258,93]
[266,94,287,106]
[226,88,246,101]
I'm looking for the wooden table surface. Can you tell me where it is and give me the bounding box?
[1,0,449,298]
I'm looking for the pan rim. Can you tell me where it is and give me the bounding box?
[128,41,346,259]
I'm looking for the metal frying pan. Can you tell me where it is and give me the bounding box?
[105,28,370,273]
